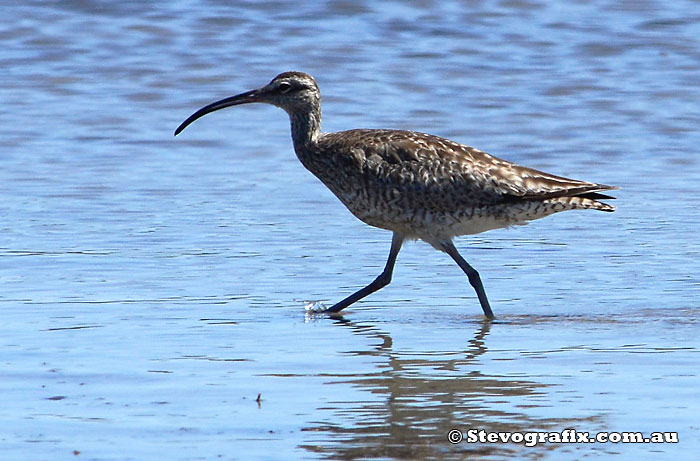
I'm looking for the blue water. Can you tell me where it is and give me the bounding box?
[1,1,699,459]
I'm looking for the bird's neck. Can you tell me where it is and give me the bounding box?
[288,106,322,152]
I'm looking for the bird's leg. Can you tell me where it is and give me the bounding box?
[439,241,495,320]
[325,232,404,313]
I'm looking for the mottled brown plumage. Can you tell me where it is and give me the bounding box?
[175,71,617,319]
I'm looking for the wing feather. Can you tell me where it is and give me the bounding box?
[324,129,617,204]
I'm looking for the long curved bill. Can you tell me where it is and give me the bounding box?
[174,89,261,136]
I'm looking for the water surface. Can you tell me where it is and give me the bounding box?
[1,1,699,459]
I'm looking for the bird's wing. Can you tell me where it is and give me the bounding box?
[332,129,616,203]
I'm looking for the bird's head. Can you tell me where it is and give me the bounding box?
[174,71,320,136]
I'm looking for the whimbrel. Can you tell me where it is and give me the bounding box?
[175,71,617,319]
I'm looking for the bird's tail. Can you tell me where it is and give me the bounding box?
[550,195,616,212]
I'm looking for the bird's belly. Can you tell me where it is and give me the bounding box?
[351,204,514,239]
[336,190,567,244]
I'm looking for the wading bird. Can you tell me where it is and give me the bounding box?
[175,72,617,319]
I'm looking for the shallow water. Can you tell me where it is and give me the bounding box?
[1,0,699,459]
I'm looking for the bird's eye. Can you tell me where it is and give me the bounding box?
[278,82,292,93]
